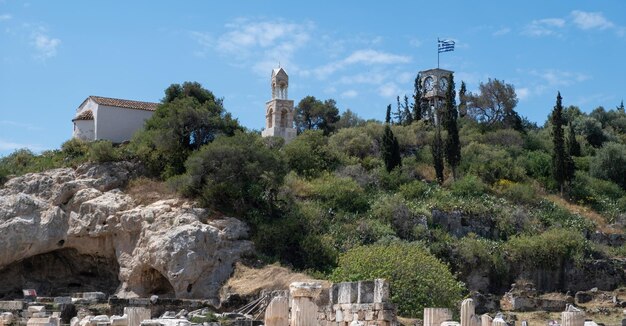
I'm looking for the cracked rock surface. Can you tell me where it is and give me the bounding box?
[0,162,253,304]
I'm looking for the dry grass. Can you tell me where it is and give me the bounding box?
[545,194,615,233]
[221,263,329,298]
[124,177,177,205]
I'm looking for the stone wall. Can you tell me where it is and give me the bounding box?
[318,279,396,326]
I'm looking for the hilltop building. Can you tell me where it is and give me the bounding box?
[419,68,454,123]
[261,67,296,143]
[72,96,159,143]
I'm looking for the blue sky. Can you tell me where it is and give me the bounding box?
[1,1,625,156]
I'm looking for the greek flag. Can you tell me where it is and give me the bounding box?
[438,39,455,53]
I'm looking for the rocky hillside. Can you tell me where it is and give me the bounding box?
[0,161,252,305]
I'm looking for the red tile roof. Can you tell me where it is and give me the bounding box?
[72,110,94,121]
[79,96,159,112]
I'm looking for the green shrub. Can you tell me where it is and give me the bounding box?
[461,142,525,184]
[494,180,538,205]
[88,141,120,162]
[284,130,341,178]
[61,138,89,159]
[590,142,626,189]
[175,132,286,215]
[309,173,369,213]
[329,127,375,159]
[519,150,552,184]
[503,228,591,269]
[533,200,594,231]
[450,175,488,197]
[332,242,464,318]
[399,180,434,200]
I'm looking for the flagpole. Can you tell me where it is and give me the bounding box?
[437,38,440,69]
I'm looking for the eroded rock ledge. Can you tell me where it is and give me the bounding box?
[0,162,253,304]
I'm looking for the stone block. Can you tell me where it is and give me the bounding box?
[54,297,72,304]
[124,307,151,326]
[27,317,60,326]
[423,308,452,326]
[264,296,288,326]
[365,310,375,321]
[338,282,358,304]
[28,306,46,313]
[358,281,375,304]
[336,309,344,322]
[81,292,106,301]
[330,284,340,304]
[373,279,389,303]
[0,301,24,311]
[344,312,353,322]
[110,315,128,326]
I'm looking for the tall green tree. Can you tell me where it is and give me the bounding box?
[382,105,401,172]
[403,95,413,125]
[394,96,404,125]
[294,96,340,135]
[458,81,467,117]
[412,73,423,121]
[442,74,461,180]
[551,92,573,195]
[466,78,523,131]
[131,82,240,178]
[432,125,445,184]
[567,122,581,157]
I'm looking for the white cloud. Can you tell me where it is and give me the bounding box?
[344,49,410,65]
[0,120,42,131]
[493,27,511,36]
[309,49,411,79]
[378,83,399,97]
[530,69,590,86]
[523,18,565,36]
[571,10,614,30]
[31,31,60,59]
[189,31,212,57]
[341,90,358,98]
[339,71,388,85]
[195,18,313,76]
[517,87,530,100]
[0,14,11,21]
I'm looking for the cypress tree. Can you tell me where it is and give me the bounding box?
[394,96,403,125]
[442,74,461,180]
[552,92,573,195]
[403,95,413,125]
[382,125,401,172]
[432,125,445,184]
[412,73,423,121]
[567,122,581,157]
[458,81,467,117]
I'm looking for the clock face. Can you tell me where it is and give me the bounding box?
[424,76,434,91]
[439,77,448,91]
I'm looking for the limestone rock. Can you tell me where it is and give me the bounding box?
[0,162,253,303]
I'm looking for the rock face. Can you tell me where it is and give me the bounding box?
[0,162,253,303]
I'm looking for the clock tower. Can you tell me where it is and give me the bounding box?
[261,67,297,143]
[419,68,453,124]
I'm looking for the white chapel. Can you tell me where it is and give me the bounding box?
[261,67,296,143]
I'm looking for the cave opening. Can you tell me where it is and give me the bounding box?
[139,267,175,297]
[0,248,120,299]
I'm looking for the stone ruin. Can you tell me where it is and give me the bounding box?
[264,279,397,326]
[423,299,612,326]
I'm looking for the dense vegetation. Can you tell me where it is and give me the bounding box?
[2,79,626,318]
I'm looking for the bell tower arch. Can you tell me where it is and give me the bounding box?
[262,67,296,142]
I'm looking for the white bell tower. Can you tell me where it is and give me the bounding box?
[261,67,296,142]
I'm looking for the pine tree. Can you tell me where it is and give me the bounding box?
[567,122,581,157]
[403,95,413,125]
[442,74,461,180]
[551,91,573,195]
[432,125,445,184]
[458,81,467,117]
[618,100,625,113]
[412,73,423,121]
[394,96,403,125]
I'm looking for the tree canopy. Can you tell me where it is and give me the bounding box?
[466,78,522,131]
[132,82,240,178]
[294,96,340,135]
